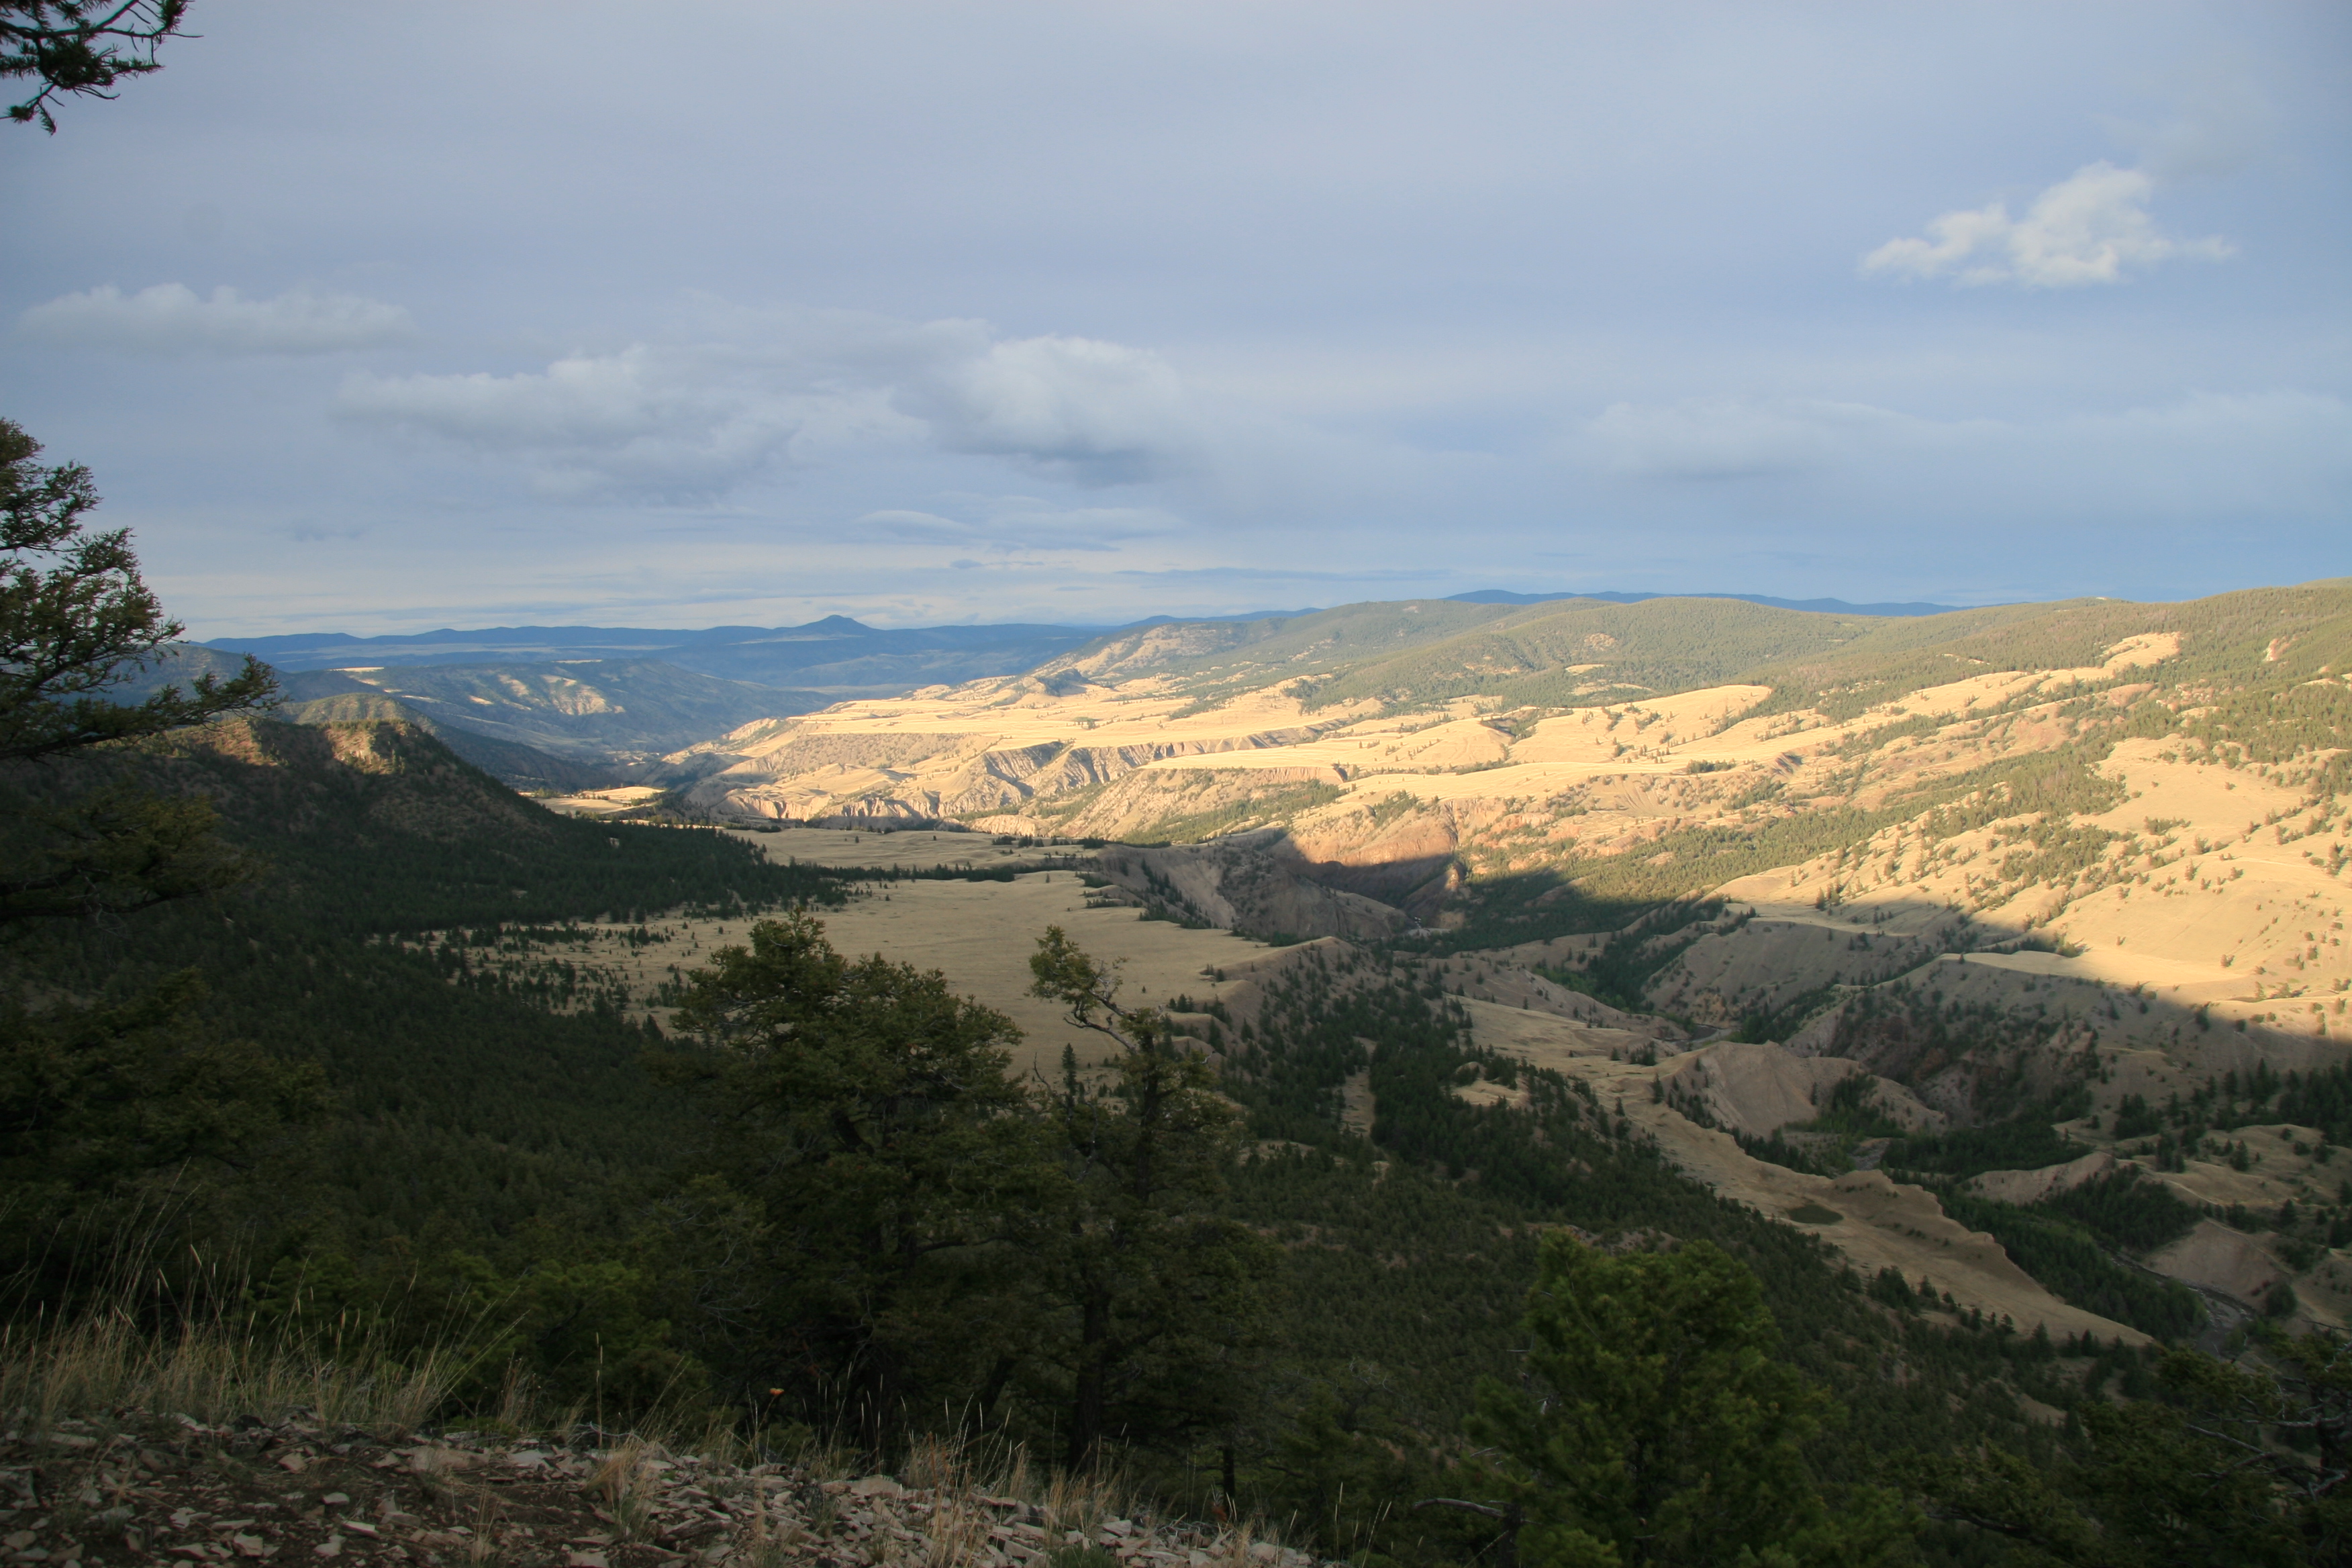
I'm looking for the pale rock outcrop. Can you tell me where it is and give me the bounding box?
[1966,1149,2116,1204]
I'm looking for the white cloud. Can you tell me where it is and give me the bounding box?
[1861,162,2233,288]
[16,283,416,353]
[335,307,1213,499]
[336,345,912,497]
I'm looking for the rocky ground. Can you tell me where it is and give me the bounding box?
[0,1414,1313,1568]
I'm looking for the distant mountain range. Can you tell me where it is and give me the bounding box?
[1444,590,1959,616]
[117,646,814,789]
[200,592,1967,691]
[170,592,1984,788]
[201,616,1110,694]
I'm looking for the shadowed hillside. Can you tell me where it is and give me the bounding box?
[616,581,2352,1347]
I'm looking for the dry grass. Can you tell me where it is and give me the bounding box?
[0,1308,1299,1567]
[0,1308,471,1434]
[463,1492,509,1568]
[920,1493,992,1568]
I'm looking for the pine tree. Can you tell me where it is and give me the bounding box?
[0,418,305,1302]
[654,912,1038,1454]
[1,417,274,926]
[1458,1232,1909,1567]
[1024,926,1275,1469]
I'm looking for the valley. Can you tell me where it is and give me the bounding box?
[17,571,2352,1563]
[467,581,2352,1351]
[12,9,2345,1551]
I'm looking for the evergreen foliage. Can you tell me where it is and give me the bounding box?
[1934,1189,2206,1340]
[2036,1167,2201,1254]
[1025,928,1276,1467]
[651,912,1041,1451]
[3,0,189,131]
[1903,1331,2349,1565]
[1463,1234,1911,1567]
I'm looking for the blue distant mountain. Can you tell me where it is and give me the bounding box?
[205,592,1965,694]
[1444,589,1960,616]
[204,616,1110,693]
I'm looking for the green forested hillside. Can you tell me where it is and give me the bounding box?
[9,718,841,1277]
[7,593,2347,1564]
[1742,579,2352,719]
[1304,596,1887,711]
[6,709,2339,1563]
[0,716,2075,1477]
[1055,595,1885,710]
[276,691,626,790]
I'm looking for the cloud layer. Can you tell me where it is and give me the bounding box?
[1573,390,2350,520]
[0,3,2339,632]
[17,283,415,353]
[334,310,1211,499]
[1862,162,2234,287]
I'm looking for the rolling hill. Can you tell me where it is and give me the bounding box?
[603,580,2352,1340]
[273,659,829,764]
[38,584,2352,1545]
[139,583,2352,1344]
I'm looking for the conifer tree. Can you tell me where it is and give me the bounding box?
[1,418,306,1299]
[1904,1332,2339,1566]
[1025,926,1275,1469]
[1,418,274,926]
[1457,1232,1909,1567]
[3,1,190,132]
[656,912,1038,1453]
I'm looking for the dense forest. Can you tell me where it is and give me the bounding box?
[4,420,2349,1566]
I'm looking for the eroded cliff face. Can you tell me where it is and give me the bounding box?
[630,607,2352,1067]
[1092,834,1410,943]
[674,690,1351,827]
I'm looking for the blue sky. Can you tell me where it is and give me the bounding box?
[4,1,2347,634]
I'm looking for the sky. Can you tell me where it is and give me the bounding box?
[3,2,2347,635]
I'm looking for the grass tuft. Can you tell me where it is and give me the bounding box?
[0,1308,470,1436]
